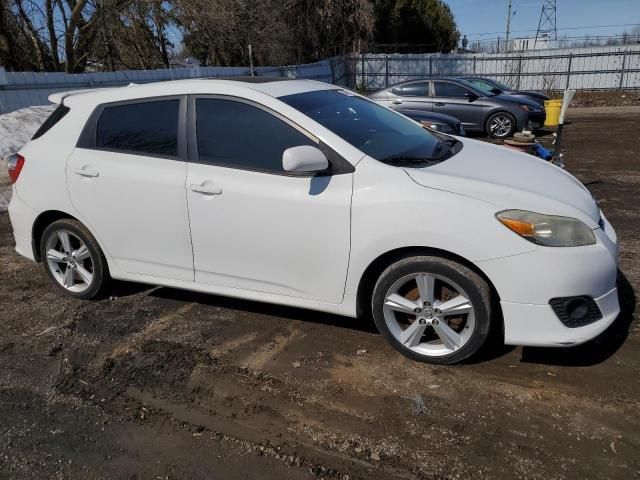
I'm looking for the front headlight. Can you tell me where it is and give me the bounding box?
[519,104,540,112]
[496,210,595,247]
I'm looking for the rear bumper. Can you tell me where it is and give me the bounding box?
[8,188,38,262]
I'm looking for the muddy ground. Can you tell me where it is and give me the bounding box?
[1,107,639,480]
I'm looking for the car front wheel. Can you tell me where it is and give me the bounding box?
[486,111,516,139]
[40,219,109,299]
[371,256,492,364]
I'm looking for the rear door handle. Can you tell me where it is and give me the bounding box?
[392,100,402,105]
[73,167,99,178]
[434,102,445,107]
[190,183,222,195]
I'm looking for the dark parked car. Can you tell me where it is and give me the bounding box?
[461,76,550,106]
[369,77,546,138]
[395,109,465,136]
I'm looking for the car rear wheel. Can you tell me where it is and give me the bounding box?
[40,219,109,299]
[371,256,492,364]
[486,112,516,139]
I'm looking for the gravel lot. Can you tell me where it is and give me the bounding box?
[0,107,638,479]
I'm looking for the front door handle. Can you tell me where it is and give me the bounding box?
[190,183,222,196]
[434,102,445,107]
[392,100,402,105]
[73,167,99,178]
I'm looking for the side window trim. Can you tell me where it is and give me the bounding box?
[186,94,354,176]
[76,95,188,161]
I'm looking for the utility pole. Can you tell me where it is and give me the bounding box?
[505,0,513,52]
[248,44,255,76]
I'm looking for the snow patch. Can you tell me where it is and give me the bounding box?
[0,104,54,211]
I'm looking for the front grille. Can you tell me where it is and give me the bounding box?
[549,296,602,328]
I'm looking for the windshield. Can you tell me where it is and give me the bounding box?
[490,78,512,91]
[280,89,460,165]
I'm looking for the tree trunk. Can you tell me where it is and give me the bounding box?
[45,0,60,69]
[64,0,88,73]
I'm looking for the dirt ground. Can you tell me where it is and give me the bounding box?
[570,90,640,108]
[1,107,639,480]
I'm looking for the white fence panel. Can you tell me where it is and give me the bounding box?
[354,45,640,91]
[0,60,334,114]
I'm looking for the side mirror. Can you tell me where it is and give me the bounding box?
[491,87,502,94]
[282,145,329,174]
[464,92,479,101]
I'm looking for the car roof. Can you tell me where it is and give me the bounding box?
[48,77,339,106]
[388,77,471,88]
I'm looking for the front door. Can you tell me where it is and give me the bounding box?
[67,96,194,281]
[431,81,485,131]
[186,96,352,304]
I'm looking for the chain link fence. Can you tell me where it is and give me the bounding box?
[341,46,640,92]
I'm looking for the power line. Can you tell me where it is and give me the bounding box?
[465,22,640,37]
[469,33,640,44]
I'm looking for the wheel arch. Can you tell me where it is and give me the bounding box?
[31,210,105,263]
[355,246,503,328]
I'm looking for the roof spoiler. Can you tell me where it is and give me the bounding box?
[48,89,94,104]
[48,83,136,104]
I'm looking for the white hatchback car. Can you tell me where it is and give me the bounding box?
[7,78,620,364]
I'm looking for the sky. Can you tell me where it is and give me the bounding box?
[446,0,640,44]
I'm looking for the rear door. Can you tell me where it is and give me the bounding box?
[387,82,432,112]
[432,81,484,131]
[67,96,194,281]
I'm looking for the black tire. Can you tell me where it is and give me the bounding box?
[486,111,516,139]
[40,219,110,300]
[371,256,492,365]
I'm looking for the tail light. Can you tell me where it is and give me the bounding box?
[7,153,25,183]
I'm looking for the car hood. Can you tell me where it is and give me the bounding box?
[493,94,543,109]
[404,138,601,228]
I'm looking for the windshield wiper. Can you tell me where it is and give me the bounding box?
[432,138,459,159]
[380,156,441,166]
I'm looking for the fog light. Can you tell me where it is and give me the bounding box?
[549,296,602,328]
[565,298,589,320]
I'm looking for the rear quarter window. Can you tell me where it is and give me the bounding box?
[95,100,180,157]
[31,104,70,140]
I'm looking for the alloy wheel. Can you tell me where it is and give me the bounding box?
[45,229,95,293]
[489,115,513,138]
[382,273,476,357]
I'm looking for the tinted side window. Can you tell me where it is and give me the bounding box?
[32,104,70,140]
[195,99,315,173]
[96,100,179,156]
[434,82,469,98]
[393,82,428,97]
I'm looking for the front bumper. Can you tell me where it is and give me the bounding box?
[475,213,619,347]
[527,111,546,130]
[500,287,619,346]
